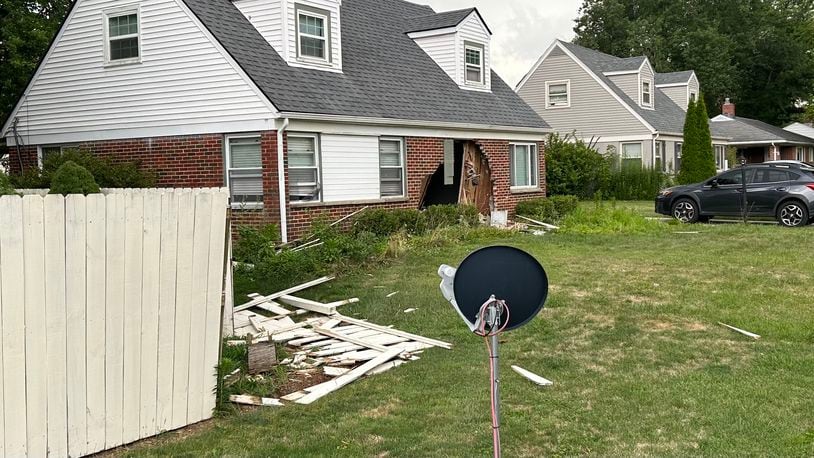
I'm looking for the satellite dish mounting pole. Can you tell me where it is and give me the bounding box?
[484,296,504,458]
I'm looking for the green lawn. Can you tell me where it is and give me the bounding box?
[123,203,814,457]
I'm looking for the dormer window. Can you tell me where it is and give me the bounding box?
[641,80,652,107]
[105,9,140,64]
[296,6,330,62]
[465,43,484,84]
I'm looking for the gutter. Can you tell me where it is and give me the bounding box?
[277,118,290,243]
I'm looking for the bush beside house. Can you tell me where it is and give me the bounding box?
[11,149,156,189]
[48,161,101,195]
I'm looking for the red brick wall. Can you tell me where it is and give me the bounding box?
[8,133,547,240]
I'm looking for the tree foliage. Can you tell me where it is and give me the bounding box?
[1,1,72,127]
[11,148,156,189]
[545,133,610,199]
[678,96,716,184]
[573,0,814,125]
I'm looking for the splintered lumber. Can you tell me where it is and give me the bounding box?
[248,341,278,374]
[330,206,369,227]
[281,391,306,401]
[278,295,337,315]
[367,359,406,376]
[229,395,283,407]
[324,366,351,377]
[296,347,403,405]
[324,298,360,308]
[234,276,335,312]
[515,215,559,230]
[334,314,453,349]
[312,327,389,352]
[511,365,553,386]
[718,322,761,339]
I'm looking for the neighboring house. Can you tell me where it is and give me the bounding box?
[1,0,548,241]
[516,40,730,172]
[710,99,814,164]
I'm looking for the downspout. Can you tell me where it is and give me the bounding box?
[277,118,290,243]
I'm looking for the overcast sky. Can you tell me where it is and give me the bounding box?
[421,0,582,87]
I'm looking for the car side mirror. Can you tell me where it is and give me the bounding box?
[710,179,719,188]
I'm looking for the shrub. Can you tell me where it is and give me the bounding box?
[545,133,611,199]
[602,166,670,201]
[354,208,427,236]
[425,204,479,229]
[233,224,280,265]
[49,161,100,195]
[515,195,579,222]
[0,171,17,196]
[11,148,156,189]
[559,202,666,234]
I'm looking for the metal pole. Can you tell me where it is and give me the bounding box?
[490,331,501,458]
[740,155,747,223]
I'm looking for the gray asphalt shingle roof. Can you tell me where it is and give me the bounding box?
[558,41,690,135]
[655,71,694,85]
[181,0,544,129]
[404,8,491,34]
[710,116,814,144]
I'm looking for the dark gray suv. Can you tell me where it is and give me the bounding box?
[655,164,814,227]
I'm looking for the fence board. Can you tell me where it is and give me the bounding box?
[22,196,47,458]
[85,194,107,454]
[156,192,179,432]
[139,192,162,439]
[171,190,195,429]
[65,195,88,457]
[187,192,213,424]
[44,194,68,457]
[122,193,144,444]
[105,193,126,449]
[0,189,228,457]
[1,197,27,456]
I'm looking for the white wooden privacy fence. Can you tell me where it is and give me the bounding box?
[0,188,230,457]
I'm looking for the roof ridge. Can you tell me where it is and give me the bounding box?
[406,7,474,19]
[558,40,646,65]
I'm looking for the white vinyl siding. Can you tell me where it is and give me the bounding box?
[608,73,639,103]
[413,33,457,82]
[545,80,570,108]
[318,134,380,202]
[379,138,405,197]
[233,0,284,56]
[661,86,689,110]
[288,134,321,202]
[621,142,643,168]
[457,13,491,91]
[5,0,276,145]
[517,46,651,138]
[225,135,263,208]
[510,143,539,188]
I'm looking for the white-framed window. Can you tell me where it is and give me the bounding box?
[809,146,814,162]
[38,145,67,166]
[104,8,140,64]
[464,43,484,84]
[621,142,643,168]
[641,80,653,107]
[654,140,666,172]
[288,133,321,202]
[675,142,683,171]
[379,138,405,197]
[715,144,727,170]
[545,80,570,108]
[509,143,539,188]
[689,92,697,103]
[297,8,328,62]
[796,146,805,161]
[225,135,263,208]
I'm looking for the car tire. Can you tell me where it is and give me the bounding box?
[672,198,699,224]
[776,200,809,228]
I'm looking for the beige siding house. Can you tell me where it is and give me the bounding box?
[517,40,728,172]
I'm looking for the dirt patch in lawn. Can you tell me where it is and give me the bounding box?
[277,369,332,397]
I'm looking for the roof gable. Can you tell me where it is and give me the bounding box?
[405,8,492,35]
[182,0,543,129]
[655,71,695,86]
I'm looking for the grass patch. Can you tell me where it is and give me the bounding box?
[121,203,814,457]
[560,200,670,234]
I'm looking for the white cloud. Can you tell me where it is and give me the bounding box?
[419,0,582,87]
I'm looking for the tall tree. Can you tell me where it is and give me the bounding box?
[678,97,716,184]
[573,0,814,126]
[0,1,72,128]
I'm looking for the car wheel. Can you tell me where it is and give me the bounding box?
[777,201,809,227]
[672,198,699,223]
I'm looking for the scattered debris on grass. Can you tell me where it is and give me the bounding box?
[386,291,399,298]
[228,277,452,407]
[718,322,761,339]
[403,308,417,313]
[515,214,560,231]
[511,365,553,386]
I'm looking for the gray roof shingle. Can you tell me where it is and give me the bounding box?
[181,0,544,129]
[655,71,694,85]
[710,116,814,144]
[558,41,691,135]
[404,8,491,34]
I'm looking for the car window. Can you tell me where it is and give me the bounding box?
[716,170,747,185]
[752,169,791,183]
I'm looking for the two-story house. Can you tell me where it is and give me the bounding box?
[516,40,729,172]
[1,0,549,241]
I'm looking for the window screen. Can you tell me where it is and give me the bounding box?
[288,135,320,202]
[227,137,263,205]
[379,139,405,197]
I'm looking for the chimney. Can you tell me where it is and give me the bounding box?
[722,98,736,117]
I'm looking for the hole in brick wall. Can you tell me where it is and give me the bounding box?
[421,141,463,207]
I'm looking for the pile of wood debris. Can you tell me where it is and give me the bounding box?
[226,276,451,406]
